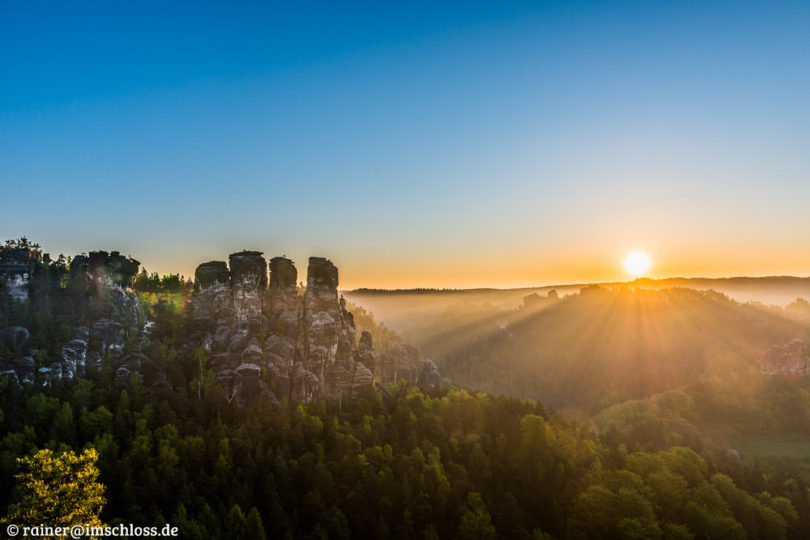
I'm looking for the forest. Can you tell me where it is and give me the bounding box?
[365,287,809,412]
[2,363,809,539]
[1,246,810,539]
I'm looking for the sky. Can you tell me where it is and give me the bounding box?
[1,1,809,289]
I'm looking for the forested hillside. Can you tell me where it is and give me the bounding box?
[409,287,807,411]
[344,277,810,334]
[2,370,809,539]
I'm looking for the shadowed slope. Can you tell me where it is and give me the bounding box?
[424,287,806,411]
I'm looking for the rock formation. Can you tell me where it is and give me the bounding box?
[299,257,374,402]
[0,325,30,350]
[229,251,267,324]
[267,256,299,329]
[69,251,144,330]
[69,251,140,301]
[1,240,438,404]
[191,252,436,406]
[0,248,42,301]
[372,338,441,387]
[0,249,146,388]
[192,252,276,405]
[0,326,34,385]
[61,337,89,378]
[193,261,232,331]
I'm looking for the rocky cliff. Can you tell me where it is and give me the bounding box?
[1,242,438,406]
[0,249,146,388]
[191,252,437,405]
[0,247,42,301]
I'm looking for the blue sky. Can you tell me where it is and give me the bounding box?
[2,1,809,287]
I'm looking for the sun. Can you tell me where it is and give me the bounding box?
[623,251,651,277]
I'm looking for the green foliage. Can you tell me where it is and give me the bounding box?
[2,448,105,531]
[3,237,41,252]
[457,492,497,540]
[3,368,807,538]
[132,271,190,295]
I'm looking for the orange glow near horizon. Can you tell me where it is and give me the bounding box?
[142,245,810,292]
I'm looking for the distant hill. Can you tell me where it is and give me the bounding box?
[345,276,810,335]
[626,276,810,306]
[351,285,809,412]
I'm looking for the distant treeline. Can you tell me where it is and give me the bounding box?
[350,276,810,296]
[348,287,504,295]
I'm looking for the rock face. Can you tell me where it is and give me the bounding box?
[192,253,434,406]
[195,260,230,290]
[0,317,132,388]
[298,257,373,402]
[373,339,439,386]
[70,251,140,293]
[268,257,299,329]
[0,248,42,301]
[300,257,345,398]
[61,339,89,378]
[0,353,34,385]
[358,332,375,369]
[0,248,147,388]
[762,339,809,375]
[192,252,276,405]
[0,326,30,350]
[1,241,437,404]
[66,250,142,347]
[193,261,232,327]
[349,321,441,389]
[229,251,267,323]
[92,319,126,354]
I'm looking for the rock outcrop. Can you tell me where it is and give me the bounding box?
[191,252,434,406]
[371,337,440,387]
[192,252,277,405]
[0,249,147,388]
[70,251,140,293]
[298,257,374,402]
[61,338,89,378]
[0,353,34,385]
[0,325,30,351]
[268,257,299,329]
[193,261,232,330]
[0,248,42,301]
[1,313,148,388]
[1,240,437,404]
[229,251,267,324]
